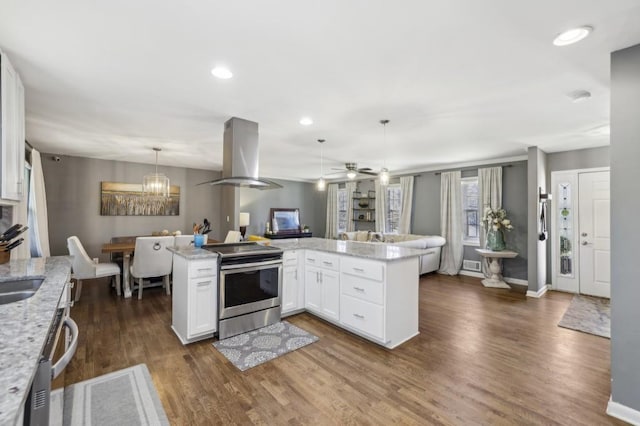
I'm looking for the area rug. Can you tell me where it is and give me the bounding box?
[213,321,319,371]
[558,295,610,338]
[57,364,169,426]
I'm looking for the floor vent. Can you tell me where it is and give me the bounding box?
[463,260,482,272]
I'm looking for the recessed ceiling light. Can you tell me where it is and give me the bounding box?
[568,90,592,102]
[299,117,313,126]
[211,66,233,79]
[553,26,593,46]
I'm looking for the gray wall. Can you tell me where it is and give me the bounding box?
[42,154,221,258]
[610,44,640,414]
[240,180,326,237]
[547,146,609,178]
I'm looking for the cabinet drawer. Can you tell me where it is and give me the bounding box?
[283,250,298,265]
[305,251,339,271]
[340,295,384,340]
[341,274,384,305]
[188,260,217,278]
[340,256,384,282]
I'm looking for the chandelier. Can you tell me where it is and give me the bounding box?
[142,147,170,197]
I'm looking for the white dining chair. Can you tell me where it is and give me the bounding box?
[67,236,122,301]
[130,236,175,300]
[224,231,241,243]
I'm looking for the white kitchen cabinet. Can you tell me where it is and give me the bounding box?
[171,254,218,344]
[339,256,419,348]
[304,250,340,321]
[282,249,304,316]
[0,50,25,202]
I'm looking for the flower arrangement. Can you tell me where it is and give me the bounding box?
[481,207,514,232]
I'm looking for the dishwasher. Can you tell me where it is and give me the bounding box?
[23,281,79,426]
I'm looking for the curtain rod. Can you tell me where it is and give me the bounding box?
[25,140,34,152]
[434,164,513,175]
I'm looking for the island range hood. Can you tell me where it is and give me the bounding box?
[200,117,282,189]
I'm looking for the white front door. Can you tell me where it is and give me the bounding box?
[578,171,610,298]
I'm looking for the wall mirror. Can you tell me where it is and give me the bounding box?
[270,208,301,234]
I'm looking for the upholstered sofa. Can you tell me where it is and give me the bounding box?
[338,231,446,274]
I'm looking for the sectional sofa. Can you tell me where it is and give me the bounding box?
[338,231,446,274]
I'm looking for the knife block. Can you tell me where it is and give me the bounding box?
[0,250,10,264]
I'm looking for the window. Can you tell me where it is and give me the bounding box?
[337,188,348,233]
[386,184,402,233]
[461,177,479,245]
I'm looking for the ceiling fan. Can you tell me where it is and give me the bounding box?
[329,162,379,179]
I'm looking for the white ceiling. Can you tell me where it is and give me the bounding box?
[1,1,639,181]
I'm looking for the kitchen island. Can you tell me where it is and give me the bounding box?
[0,257,71,426]
[270,237,427,349]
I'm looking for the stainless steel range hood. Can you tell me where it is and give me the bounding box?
[200,117,282,189]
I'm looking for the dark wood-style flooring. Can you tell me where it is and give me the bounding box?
[62,273,624,425]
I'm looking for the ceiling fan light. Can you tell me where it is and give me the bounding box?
[347,171,357,179]
[317,177,326,191]
[379,168,390,186]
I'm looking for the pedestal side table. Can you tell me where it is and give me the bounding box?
[475,249,518,289]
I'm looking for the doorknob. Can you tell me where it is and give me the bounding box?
[581,232,587,237]
[582,241,589,245]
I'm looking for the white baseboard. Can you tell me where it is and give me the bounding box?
[526,285,549,298]
[459,270,484,279]
[459,270,528,288]
[607,397,640,425]
[504,277,528,286]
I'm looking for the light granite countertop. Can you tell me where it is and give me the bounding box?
[167,246,219,260]
[0,256,71,426]
[270,237,428,261]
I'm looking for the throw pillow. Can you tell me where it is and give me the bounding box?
[355,231,369,242]
[338,233,348,240]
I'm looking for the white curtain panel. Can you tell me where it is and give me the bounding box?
[398,176,414,234]
[345,181,357,232]
[325,183,339,239]
[438,171,463,275]
[478,166,502,276]
[28,149,51,257]
[374,180,387,233]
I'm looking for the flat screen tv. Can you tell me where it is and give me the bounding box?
[270,208,301,234]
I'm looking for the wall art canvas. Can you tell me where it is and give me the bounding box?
[100,182,180,216]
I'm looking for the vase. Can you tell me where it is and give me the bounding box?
[486,228,506,251]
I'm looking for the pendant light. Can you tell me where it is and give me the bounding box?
[142,147,170,197]
[379,120,390,186]
[317,139,326,191]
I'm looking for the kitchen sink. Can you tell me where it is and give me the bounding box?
[0,278,45,305]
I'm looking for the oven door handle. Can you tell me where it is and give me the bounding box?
[52,317,79,380]
[220,259,283,271]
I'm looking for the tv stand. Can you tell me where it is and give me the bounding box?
[265,232,312,239]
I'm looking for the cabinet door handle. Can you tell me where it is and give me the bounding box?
[307,258,316,263]
[353,313,365,319]
[353,267,364,273]
[294,270,297,280]
[353,286,365,292]
[197,281,210,287]
[197,268,213,273]
[323,261,333,266]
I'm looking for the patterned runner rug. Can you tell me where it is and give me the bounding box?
[213,321,319,371]
[51,364,169,426]
[558,294,610,338]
